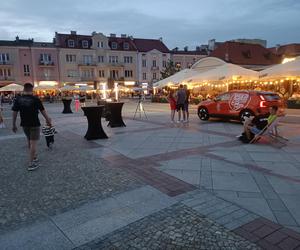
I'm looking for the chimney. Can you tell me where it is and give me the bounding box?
[70,31,77,35]
[276,44,281,52]
[184,46,188,52]
[172,47,179,52]
[110,33,116,37]
[121,34,127,38]
[196,46,200,51]
[92,31,97,36]
[159,37,163,42]
[15,36,19,42]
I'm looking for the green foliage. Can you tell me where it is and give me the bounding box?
[160,60,180,80]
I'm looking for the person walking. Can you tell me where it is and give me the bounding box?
[12,83,52,171]
[167,90,176,123]
[184,85,190,122]
[175,84,187,123]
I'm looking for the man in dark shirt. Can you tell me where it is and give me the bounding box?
[12,83,52,171]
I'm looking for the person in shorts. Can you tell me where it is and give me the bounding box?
[12,83,52,171]
[184,85,190,122]
[176,84,187,123]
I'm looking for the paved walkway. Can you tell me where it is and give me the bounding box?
[1,100,300,249]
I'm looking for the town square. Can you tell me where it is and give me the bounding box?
[1,1,300,249]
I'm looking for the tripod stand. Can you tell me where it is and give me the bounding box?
[133,98,148,120]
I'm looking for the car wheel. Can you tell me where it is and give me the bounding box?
[240,110,254,123]
[198,107,209,121]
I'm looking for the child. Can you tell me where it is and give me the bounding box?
[42,125,56,149]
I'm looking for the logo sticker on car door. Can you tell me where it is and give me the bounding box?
[229,93,250,111]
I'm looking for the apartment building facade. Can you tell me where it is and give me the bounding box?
[171,48,208,70]
[0,37,60,87]
[55,31,138,89]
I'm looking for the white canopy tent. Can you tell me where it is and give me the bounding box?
[0,83,23,92]
[59,85,78,91]
[259,56,300,79]
[34,85,58,91]
[153,57,227,88]
[186,63,259,84]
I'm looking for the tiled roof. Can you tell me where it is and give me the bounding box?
[55,33,92,49]
[171,50,208,55]
[269,43,300,57]
[108,37,137,51]
[0,39,34,47]
[210,41,281,66]
[133,38,169,53]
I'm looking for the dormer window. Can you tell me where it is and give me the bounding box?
[82,40,89,48]
[111,42,118,49]
[97,41,104,48]
[123,42,129,50]
[68,40,75,48]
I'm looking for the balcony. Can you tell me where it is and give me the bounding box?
[0,76,14,81]
[151,66,160,71]
[78,61,97,67]
[105,62,124,68]
[38,75,58,81]
[80,76,96,81]
[39,61,55,67]
[0,61,13,66]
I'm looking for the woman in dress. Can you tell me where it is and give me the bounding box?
[167,90,176,123]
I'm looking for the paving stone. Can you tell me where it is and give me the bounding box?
[278,237,300,250]
[76,204,260,250]
[273,211,298,227]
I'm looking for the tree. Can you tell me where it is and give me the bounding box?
[160,60,180,80]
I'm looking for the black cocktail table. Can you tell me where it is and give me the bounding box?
[82,106,108,140]
[105,102,126,127]
[62,99,73,114]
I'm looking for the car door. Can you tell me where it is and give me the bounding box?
[215,93,231,116]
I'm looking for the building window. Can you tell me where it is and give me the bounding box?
[0,68,11,78]
[81,69,94,78]
[66,54,76,62]
[163,60,167,67]
[175,62,181,69]
[142,59,147,67]
[109,56,118,63]
[110,70,119,79]
[98,56,105,63]
[124,56,133,64]
[123,42,129,50]
[99,70,105,78]
[0,53,9,64]
[23,65,30,76]
[111,42,118,49]
[142,72,147,80]
[83,55,93,64]
[97,41,105,48]
[125,70,133,78]
[40,54,52,64]
[68,40,75,47]
[152,60,157,67]
[67,70,78,78]
[153,73,157,80]
[82,40,89,48]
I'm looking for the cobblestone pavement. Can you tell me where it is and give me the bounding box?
[1,101,300,249]
[0,135,143,233]
[77,204,260,250]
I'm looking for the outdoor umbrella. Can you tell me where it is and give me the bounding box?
[34,85,58,91]
[0,83,23,92]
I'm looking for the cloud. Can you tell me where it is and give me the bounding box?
[0,0,299,48]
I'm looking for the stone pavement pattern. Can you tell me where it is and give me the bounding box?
[77,204,260,250]
[1,101,300,249]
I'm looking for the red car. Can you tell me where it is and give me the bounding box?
[198,90,283,122]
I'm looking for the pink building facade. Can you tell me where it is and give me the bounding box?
[0,38,60,87]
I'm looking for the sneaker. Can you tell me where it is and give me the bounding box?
[27,162,39,171]
[33,156,39,163]
[48,143,53,150]
[176,120,181,124]
[183,120,189,123]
